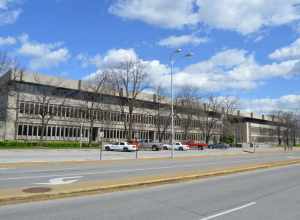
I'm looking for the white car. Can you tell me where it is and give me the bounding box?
[163,142,190,151]
[104,142,137,152]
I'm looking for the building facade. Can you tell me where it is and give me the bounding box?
[0,71,297,146]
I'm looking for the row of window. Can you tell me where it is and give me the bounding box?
[19,101,222,130]
[17,124,89,139]
[17,123,211,142]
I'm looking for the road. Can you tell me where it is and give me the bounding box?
[1,164,300,219]
[1,150,300,190]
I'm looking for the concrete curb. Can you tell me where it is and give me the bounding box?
[1,159,300,206]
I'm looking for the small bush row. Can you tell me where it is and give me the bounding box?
[0,141,100,149]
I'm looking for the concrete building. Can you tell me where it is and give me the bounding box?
[0,71,297,146]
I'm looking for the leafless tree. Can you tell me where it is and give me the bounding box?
[272,110,284,146]
[153,85,171,142]
[109,60,148,140]
[175,86,200,141]
[197,96,223,144]
[29,74,72,142]
[81,71,110,145]
[220,96,240,144]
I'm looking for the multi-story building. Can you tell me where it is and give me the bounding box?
[0,71,297,146]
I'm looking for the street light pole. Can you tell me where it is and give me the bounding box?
[169,49,192,159]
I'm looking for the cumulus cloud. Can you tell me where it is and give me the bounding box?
[109,0,198,29]
[269,38,300,61]
[109,0,300,34]
[158,34,208,48]
[17,34,70,69]
[0,0,22,25]
[177,49,300,91]
[0,36,16,46]
[78,48,138,70]
[240,94,300,113]
[82,48,170,86]
[83,48,300,94]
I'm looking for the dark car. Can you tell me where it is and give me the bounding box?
[208,143,229,149]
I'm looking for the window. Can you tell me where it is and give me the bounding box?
[34,103,39,115]
[19,103,25,114]
[47,127,51,137]
[56,127,60,137]
[28,125,33,136]
[23,125,28,136]
[33,126,37,136]
[24,103,29,114]
[18,125,22,135]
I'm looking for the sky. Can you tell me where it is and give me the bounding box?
[1,0,300,113]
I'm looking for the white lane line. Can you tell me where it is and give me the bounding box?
[199,202,256,220]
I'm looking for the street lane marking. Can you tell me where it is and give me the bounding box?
[199,202,256,220]
[36,176,83,185]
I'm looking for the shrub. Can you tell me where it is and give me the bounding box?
[0,141,100,149]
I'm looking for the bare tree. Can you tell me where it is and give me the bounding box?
[29,74,71,142]
[153,85,171,142]
[220,96,240,144]
[109,60,148,140]
[81,71,110,145]
[175,86,200,141]
[197,96,222,144]
[272,110,284,146]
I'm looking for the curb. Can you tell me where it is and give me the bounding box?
[1,159,300,206]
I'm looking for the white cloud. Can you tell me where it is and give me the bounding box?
[109,0,300,34]
[78,48,138,70]
[269,38,300,61]
[84,48,300,94]
[171,49,300,92]
[83,48,170,86]
[0,36,16,46]
[0,0,22,25]
[17,34,70,69]
[241,94,300,113]
[158,34,208,48]
[109,0,198,29]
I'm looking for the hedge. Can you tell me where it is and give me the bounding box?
[0,141,100,149]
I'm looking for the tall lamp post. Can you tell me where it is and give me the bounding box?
[170,49,193,159]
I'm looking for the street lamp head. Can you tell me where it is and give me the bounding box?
[175,48,182,53]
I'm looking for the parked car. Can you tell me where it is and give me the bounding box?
[139,139,163,151]
[163,142,190,151]
[208,143,230,149]
[184,140,208,150]
[104,142,137,152]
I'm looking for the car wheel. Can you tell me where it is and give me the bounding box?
[163,146,168,150]
[123,147,129,152]
[105,146,111,151]
[179,147,183,151]
[152,146,158,151]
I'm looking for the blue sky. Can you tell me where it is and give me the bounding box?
[1,0,300,112]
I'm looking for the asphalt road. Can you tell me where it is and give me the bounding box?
[1,151,300,190]
[1,164,300,220]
